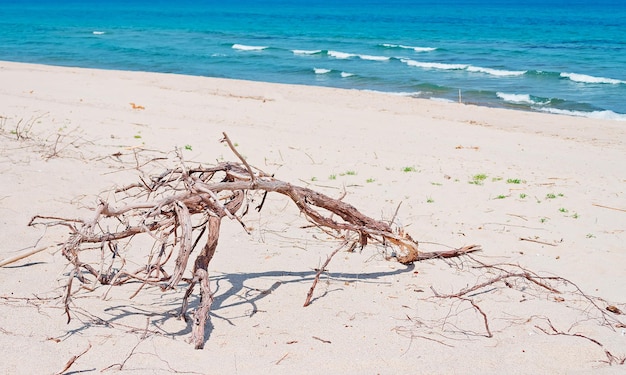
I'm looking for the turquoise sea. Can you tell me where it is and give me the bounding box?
[1,0,625,120]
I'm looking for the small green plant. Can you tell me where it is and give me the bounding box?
[506,178,523,184]
[540,217,549,223]
[134,134,142,139]
[328,174,336,180]
[546,193,557,199]
[366,178,375,183]
[311,176,317,182]
[402,166,417,173]
[495,195,507,199]
[345,170,357,176]
[469,174,488,185]
[492,177,503,182]
[426,197,434,203]
[558,207,568,213]
[431,182,443,186]
[571,212,579,219]
[519,193,527,199]
[184,144,193,151]
[586,233,595,238]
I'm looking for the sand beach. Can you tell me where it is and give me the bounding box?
[1,61,625,374]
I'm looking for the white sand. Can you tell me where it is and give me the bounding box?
[1,61,625,374]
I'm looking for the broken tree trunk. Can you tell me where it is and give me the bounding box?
[30,132,479,348]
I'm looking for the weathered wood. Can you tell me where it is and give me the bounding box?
[29,133,479,349]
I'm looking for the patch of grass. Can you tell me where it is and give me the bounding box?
[184,144,193,151]
[366,178,375,183]
[495,195,507,199]
[134,134,142,139]
[506,178,523,184]
[328,174,336,180]
[546,193,557,199]
[571,212,579,219]
[558,207,568,213]
[342,170,357,176]
[540,217,549,223]
[402,166,417,173]
[426,197,434,203]
[311,176,317,182]
[492,177,503,182]
[431,182,443,186]
[519,193,527,199]
[586,233,595,238]
[469,173,488,185]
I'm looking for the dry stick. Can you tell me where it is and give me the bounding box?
[519,237,557,246]
[434,271,561,299]
[535,318,626,366]
[592,203,626,213]
[54,342,92,375]
[415,245,481,261]
[460,297,493,338]
[0,246,49,267]
[275,353,290,365]
[166,201,193,290]
[221,132,256,184]
[303,241,348,307]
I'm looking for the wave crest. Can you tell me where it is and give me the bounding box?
[381,44,436,52]
[537,107,626,121]
[561,72,625,85]
[232,44,268,51]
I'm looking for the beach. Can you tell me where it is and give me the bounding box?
[1,61,625,374]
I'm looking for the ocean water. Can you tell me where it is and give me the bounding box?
[1,0,625,120]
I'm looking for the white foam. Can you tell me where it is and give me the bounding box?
[536,107,626,121]
[328,50,355,59]
[382,44,436,52]
[468,66,526,77]
[561,72,624,85]
[340,72,354,78]
[401,59,467,70]
[232,44,268,51]
[496,92,534,104]
[314,68,331,74]
[363,89,422,98]
[292,49,321,55]
[430,97,455,103]
[92,31,105,35]
[358,54,390,61]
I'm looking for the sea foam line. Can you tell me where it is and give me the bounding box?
[467,66,526,77]
[497,92,550,105]
[402,59,526,76]
[561,72,625,85]
[326,50,390,61]
[292,49,322,55]
[381,44,436,52]
[314,68,331,74]
[536,107,626,121]
[328,50,356,59]
[232,44,268,51]
[401,59,466,70]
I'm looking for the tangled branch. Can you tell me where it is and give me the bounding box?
[30,132,479,349]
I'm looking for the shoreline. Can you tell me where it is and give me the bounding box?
[1,60,625,373]
[3,59,625,122]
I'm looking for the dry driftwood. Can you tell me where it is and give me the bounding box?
[30,132,479,349]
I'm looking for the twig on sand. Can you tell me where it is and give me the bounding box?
[54,343,92,375]
[0,246,49,267]
[592,203,626,213]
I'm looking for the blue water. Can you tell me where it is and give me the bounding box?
[2,0,626,120]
